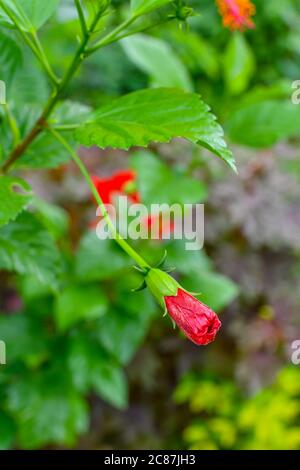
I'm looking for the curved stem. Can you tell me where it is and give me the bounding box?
[48,128,150,270]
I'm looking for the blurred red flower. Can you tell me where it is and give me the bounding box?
[165,288,221,345]
[92,170,140,205]
[216,0,256,31]
[92,170,174,238]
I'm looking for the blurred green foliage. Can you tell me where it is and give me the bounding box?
[0,0,300,450]
[175,368,300,450]
[174,368,300,450]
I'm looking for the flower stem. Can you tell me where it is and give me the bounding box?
[49,128,150,270]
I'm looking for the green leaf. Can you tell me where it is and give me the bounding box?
[0,212,61,286]
[96,285,156,365]
[50,100,92,125]
[0,0,60,31]
[0,176,32,227]
[54,284,108,332]
[6,370,88,448]
[0,411,15,450]
[226,100,300,147]
[67,334,128,409]
[92,361,128,409]
[155,240,238,311]
[131,0,172,16]
[75,232,130,282]
[223,33,255,96]
[165,240,212,275]
[183,271,239,312]
[31,197,69,239]
[0,312,49,366]
[131,151,207,205]
[122,34,193,91]
[0,30,22,83]
[74,88,235,170]
[167,29,219,79]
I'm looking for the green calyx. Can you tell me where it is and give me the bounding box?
[145,268,179,308]
[170,2,195,22]
[176,6,194,21]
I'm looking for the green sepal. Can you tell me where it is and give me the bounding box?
[131,280,147,292]
[145,268,180,308]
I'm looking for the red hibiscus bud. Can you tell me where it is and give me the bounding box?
[165,288,221,345]
[145,269,221,345]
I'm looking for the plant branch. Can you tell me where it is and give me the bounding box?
[2,7,104,173]
[1,8,171,173]
[0,1,59,86]
[49,128,150,270]
[86,15,137,54]
[74,0,88,36]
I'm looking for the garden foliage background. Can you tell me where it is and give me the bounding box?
[1,0,300,450]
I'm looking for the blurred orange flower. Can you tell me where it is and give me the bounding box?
[216,0,256,31]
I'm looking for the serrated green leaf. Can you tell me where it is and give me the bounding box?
[0,212,61,286]
[74,88,235,170]
[131,0,172,16]
[0,176,32,227]
[131,151,207,205]
[0,0,60,32]
[75,232,130,282]
[54,284,108,332]
[122,34,193,91]
[226,100,300,148]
